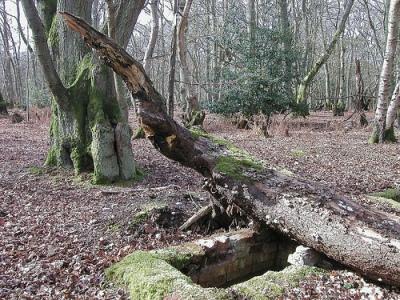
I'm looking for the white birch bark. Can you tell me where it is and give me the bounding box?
[143,0,159,74]
[385,81,400,129]
[371,0,400,143]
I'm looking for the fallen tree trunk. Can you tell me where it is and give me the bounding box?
[61,12,400,287]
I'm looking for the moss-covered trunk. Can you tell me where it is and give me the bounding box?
[43,1,137,183]
[46,56,137,183]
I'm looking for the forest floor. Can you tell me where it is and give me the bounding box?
[1,110,400,299]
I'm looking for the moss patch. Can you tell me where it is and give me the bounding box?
[190,127,264,180]
[47,15,59,47]
[368,188,400,209]
[231,266,324,300]
[290,149,305,158]
[28,166,45,176]
[369,127,397,144]
[106,247,322,300]
[105,250,228,300]
[371,188,400,202]
[215,156,262,180]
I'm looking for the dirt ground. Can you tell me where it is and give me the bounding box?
[1,110,400,299]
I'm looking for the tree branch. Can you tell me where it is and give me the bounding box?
[21,0,69,109]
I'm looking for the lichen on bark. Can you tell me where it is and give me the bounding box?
[46,54,137,183]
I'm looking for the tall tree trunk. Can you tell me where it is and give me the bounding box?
[246,0,256,59]
[22,0,142,182]
[63,13,400,286]
[339,35,346,102]
[178,0,204,127]
[296,0,354,103]
[385,64,400,138]
[143,0,159,74]
[278,0,293,99]
[0,1,17,105]
[370,0,400,143]
[352,58,368,126]
[0,89,8,115]
[167,0,178,117]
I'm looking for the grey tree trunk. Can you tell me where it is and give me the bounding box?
[22,0,141,183]
[278,0,293,99]
[385,64,400,137]
[297,0,354,103]
[167,0,179,117]
[178,0,204,127]
[350,59,368,126]
[246,0,256,58]
[0,89,8,115]
[370,0,400,143]
[143,0,159,74]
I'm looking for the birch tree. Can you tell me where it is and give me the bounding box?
[370,0,400,143]
[296,0,354,103]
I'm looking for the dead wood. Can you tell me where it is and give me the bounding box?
[61,12,400,287]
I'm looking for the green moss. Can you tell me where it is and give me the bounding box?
[41,0,57,34]
[47,15,59,47]
[369,127,397,144]
[106,250,228,300]
[29,166,44,175]
[106,248,323,300]
[131,211,149,226]
[384,127,397,142]
[133,126,145,139]
[91,172,110,185]
[190,128,263,180]
[130,202,167,226]
[70,145,90,174]
[231,266,324,300]
[45,146,58,166]
[368,196,400,210]
[46,100,60,167]
[371,188,400,202]
[215,156,262,180]
[190,127,233,147]
[290,149,305,158]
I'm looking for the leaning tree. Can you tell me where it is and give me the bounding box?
[22,0,145,183]
[62,11,400,287]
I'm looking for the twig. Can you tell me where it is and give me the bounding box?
[179,205,212,231]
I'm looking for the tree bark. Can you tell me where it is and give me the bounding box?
[61,12,400,287]
[177,0,204,127]
[167,0,178,117]
[0,89,8,115]
[278,0,293,99]
[385,77,400,139]
[143,0,159,74]
[21,0,69,109]
[22,0,138,182]
[370,0,400,143]
[296,0,354,103]
[352,59,368,126]
[246,0,256,58]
